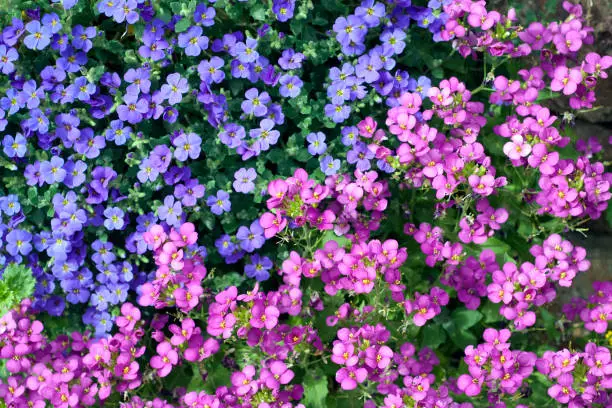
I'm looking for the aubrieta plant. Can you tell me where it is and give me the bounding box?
[0,0,611,406]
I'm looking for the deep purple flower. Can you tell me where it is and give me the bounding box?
[194,4,216,26]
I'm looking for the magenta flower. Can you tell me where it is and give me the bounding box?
[150,341,178,377]
[335,366,368,390]
[262,360,295,389]
[457,367,484,396]
[259,211,287,238]
[550,66,582,95]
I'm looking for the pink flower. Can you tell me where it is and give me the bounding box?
[468,174,495,196]
[143,224,167,249]
[259,211,287,238]
[262,360,295,389]
[266,179,288,209]
[174,283,203,312]
[503,135,531,160]
[116,303,141,332]
[365,345,393,369]
[150,341,179,377]
[457,367,484,396]
[231,365,256,395]
[583,52,612,78]
[169,318,196,346]
[358,116,377,138]
[207,313,236,338]
[550,66,582,95]
[170,222,198,247]
[335,366,367,390]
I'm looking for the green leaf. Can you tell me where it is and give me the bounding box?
[451,309,483,330]
[0,264,36,318]
[420,323,446,349]
[251,4,267,21]
[174,18,191,33]
[302,371,328,408]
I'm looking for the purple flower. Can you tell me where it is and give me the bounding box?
[105,120,131,145]
[137,159,159,183]
[278,49,304,70]
[0,194,20,216]
[21,80,44,109]
[194,4,216,26]
[380,28,406,54]
[173,132,202,162]
[63,160,87,188]
[233,38,259,63]
[117,93,148,124]
[72,25,96,51]
[237,220,266,253]
[347,142,374,171]
[207,190,231,215]
[23,20,52,50]
[307,132,327,155]
[245,254,273,281]
[332,15,366,46]
[6,229,32,256]
[178,26,209,57]
[198,57,225,84]
[233,168,257,194]
[219,123,245,148]
[40,156,66,184]
[324,103,351,123]
[174,179,205,207]
[356,0,386,28]
[241,88,270,117]
[42,13,62,34]
[321,155,340,175]
[215,234,235,257]
[356,53,383,83]
[103,207,125,230]
[158,196,182,227]
[272,0,296,22]
[279,74,303,98]
[2,133,26,158]
[250,119,279,151]
[124,67,151,95]
[0,45,18,74]
[161,73,189,105]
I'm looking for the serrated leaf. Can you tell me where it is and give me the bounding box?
[302,371,328,408]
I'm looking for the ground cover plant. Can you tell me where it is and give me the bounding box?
[0,0,611,406]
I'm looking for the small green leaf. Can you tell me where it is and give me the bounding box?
[174,18,191,33]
